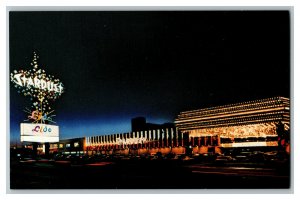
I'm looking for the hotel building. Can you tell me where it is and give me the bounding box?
[175,96,290,154]
[48,96,290,156]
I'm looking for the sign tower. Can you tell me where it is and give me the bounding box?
[11,52,64,157]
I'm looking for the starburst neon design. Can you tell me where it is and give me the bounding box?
[11,52,64,124]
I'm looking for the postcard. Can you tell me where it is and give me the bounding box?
[9,9,291,190]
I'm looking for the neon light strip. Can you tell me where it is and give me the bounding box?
[176,111,284,127]
[175,107,285,123]
[177,117,289,130]
[220,141,278,148]
[180,97,288,114]
[177,118,286,130]
[179,105,289,122]
[177,105,287,120]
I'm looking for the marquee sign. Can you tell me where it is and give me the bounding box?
[20,123,59,143]
[11,52,64,143]
[12,72,63,95]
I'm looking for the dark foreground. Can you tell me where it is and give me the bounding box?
[10,158,291,189]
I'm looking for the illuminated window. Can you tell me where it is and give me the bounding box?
[74,142,79,148]
[66,144,71,148]
[59,144,64,148]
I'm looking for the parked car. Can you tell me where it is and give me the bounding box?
[215,155,234,165]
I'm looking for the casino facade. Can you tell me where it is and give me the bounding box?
[48,96,290,156]
[175,96,290,155]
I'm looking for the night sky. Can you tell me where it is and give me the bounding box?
[9,11,290,142]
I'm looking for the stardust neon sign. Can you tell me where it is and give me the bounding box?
[12,73,63,94]
[11,52,64,126]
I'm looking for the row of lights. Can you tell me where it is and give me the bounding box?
[179,118,283,131]
[188,122,276,132]
[180,97,287,115]
[189,123,277,137]
[87,128,173,141]
[87,128,178,145]
[88,138,182,147]
[176,111,285,126]
[178,105,285,120]
[184,117,283,128]
[88,137,179,146]
[88,137,181,146]
[177,101,287,120]
[179,97,287,115]
[87,146,182,150]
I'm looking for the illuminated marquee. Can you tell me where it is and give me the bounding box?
[20,123,59,143]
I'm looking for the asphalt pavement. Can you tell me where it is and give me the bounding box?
[9,158,291,189]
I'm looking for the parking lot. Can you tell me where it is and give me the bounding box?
[10,150,291,189]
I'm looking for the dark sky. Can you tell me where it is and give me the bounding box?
[9,11,291,141]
